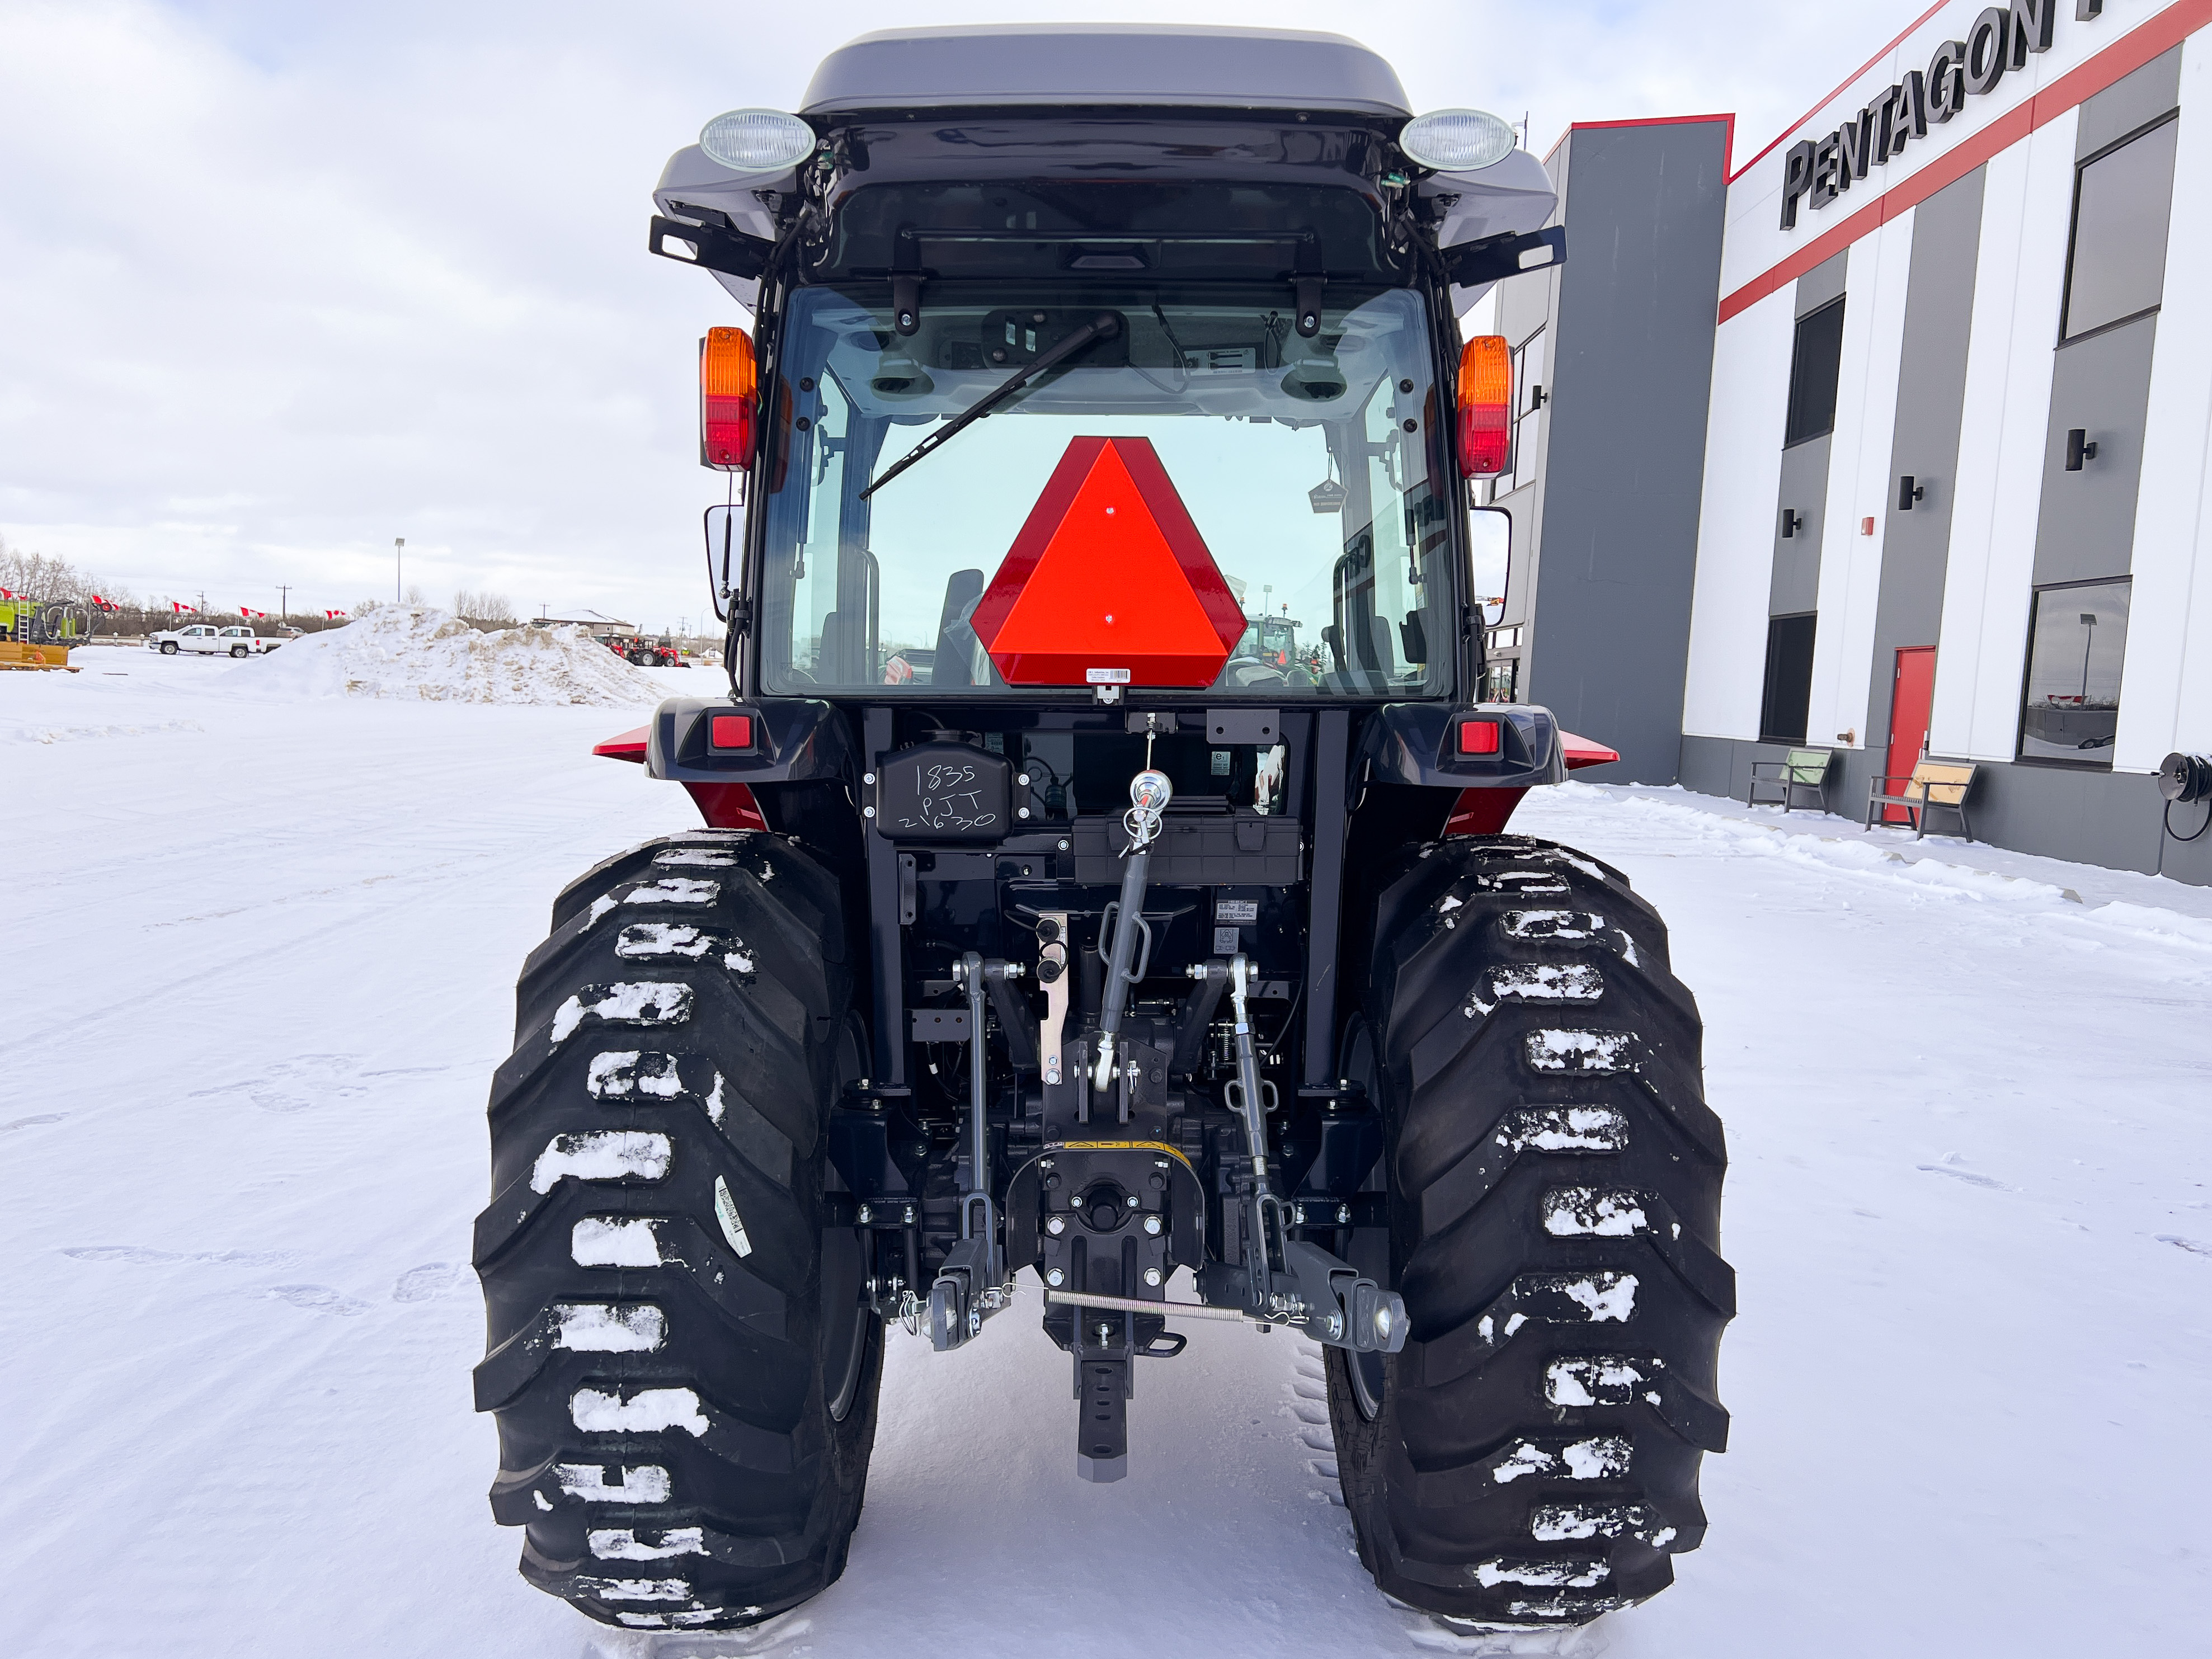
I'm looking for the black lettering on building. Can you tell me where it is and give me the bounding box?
[2010,0,2058,64]
[1813,133,1843,208]
[1777,2,2107,233]
[1964,7,2011,95]
[1898,69,1930,145]
[1781,140,1817,228]
[1928,40,1968,122]
[1838,107,1875,184]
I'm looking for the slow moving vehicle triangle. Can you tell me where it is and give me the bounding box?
[973,436,1247,687]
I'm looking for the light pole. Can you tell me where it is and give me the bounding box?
[2078,611,2097,699]
[277,584,291,625]
[395,538,405,605]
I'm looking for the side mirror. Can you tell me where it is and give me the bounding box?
[703,505,737,622]
[1468,505,1509,628]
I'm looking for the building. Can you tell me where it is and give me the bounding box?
[1475,114,1732,784]
[534,609,636,637]
[1498,0,2212,885]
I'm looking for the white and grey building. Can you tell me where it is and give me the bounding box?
[1490,0,2212,885]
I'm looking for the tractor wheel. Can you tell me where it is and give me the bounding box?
[1330,833,1733,1630]
[473,829,881,1631]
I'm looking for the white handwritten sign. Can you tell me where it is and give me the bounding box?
[892,756,1001,833]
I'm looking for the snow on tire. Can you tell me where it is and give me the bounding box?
[473,831,881,1630]
[1330,834,1734,1629]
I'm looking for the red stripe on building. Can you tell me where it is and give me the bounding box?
[1717,0,2211,324]
[1729,0,1954,185]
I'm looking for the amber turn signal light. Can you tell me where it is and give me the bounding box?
[700,327,757,471]
[1456,335,1510,477]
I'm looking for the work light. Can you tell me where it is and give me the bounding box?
[1400,109,1517,172]
[699,109,817,171]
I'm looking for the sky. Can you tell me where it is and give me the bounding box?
[0,0,1891,630]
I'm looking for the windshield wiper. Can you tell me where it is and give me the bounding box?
[859,312,1122,499]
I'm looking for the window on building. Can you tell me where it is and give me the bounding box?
[2061,115,2178,342]
[1783,299,1846,447]
[1759,612,1818,743]
[1502,328,1546,494]
[2017,578,2131,764]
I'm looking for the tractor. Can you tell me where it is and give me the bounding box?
[473,24,1733,1637]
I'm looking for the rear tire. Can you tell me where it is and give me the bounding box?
[1331,834,1733,1629]
[473,829,881,1630]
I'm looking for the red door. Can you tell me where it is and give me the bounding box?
[1884,648,1936,824]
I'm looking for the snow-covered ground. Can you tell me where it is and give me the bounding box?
[4,653,2209,1658]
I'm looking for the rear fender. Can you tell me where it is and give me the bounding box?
[592,697,856,832]
[1354,703,1618,835]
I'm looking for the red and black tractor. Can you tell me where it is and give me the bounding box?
[473,24,1731,1638]
[622,637,689,668]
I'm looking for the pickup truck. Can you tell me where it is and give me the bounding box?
[149,624,283,658]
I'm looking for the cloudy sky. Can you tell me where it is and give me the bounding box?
[0,0,1879,628]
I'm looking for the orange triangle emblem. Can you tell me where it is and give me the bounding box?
[972,437,1248,687]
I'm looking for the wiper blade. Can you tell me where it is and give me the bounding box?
[859,312,1122,499]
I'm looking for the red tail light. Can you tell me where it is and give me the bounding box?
[1457,334,1511,477]
[700,327,757,471]
[1457,717,1502,755]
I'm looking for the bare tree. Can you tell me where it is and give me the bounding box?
[453,588,518,625]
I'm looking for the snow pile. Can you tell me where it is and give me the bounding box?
[219,605,666,706]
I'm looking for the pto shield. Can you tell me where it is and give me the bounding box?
[972,437,1247,687]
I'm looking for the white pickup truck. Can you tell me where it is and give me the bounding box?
[149,624,284,658]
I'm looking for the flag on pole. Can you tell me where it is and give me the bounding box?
[239,605,266,619]
[172,600,194,614]
[325,608,347,619]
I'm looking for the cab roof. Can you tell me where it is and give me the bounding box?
[799,24,1411,119]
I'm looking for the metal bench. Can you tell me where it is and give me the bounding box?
[1865,760,1977,841]
[1747,747,1833,813]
